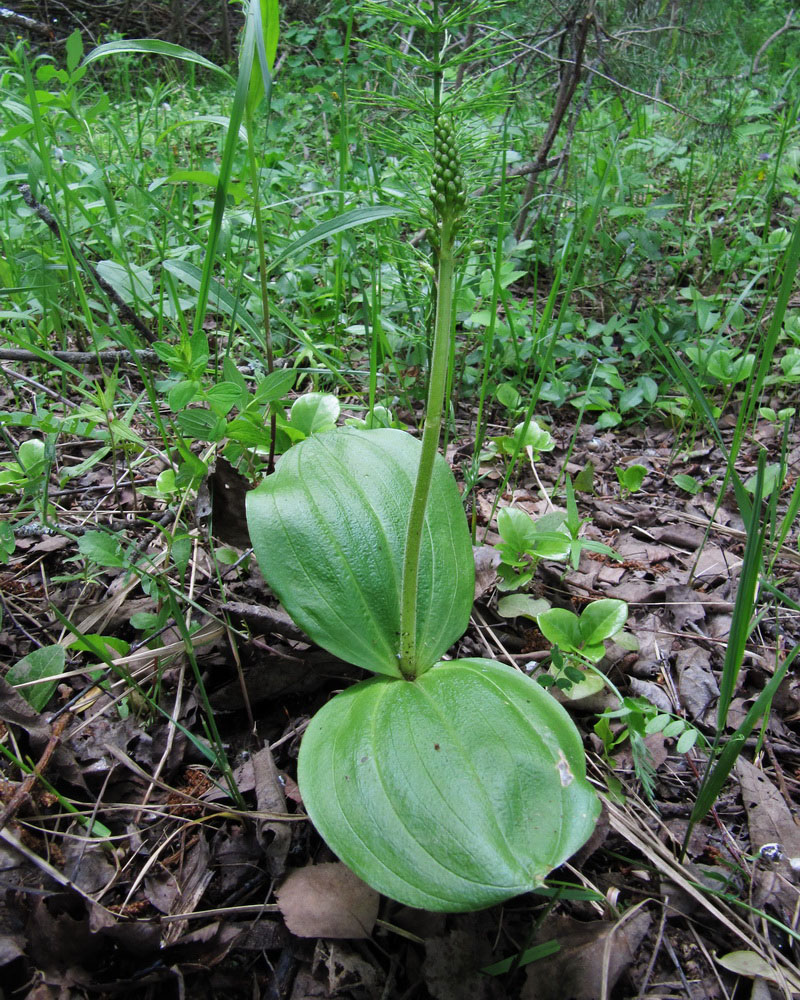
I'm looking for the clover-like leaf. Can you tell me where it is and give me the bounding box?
[298,658,599,911]
[246,428,474,677]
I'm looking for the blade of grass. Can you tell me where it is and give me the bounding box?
[82,39,234,84]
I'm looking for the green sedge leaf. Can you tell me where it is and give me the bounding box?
[266,206,409,277]
[82,39,234,82]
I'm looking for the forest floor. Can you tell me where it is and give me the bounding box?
[1,375,799,1000]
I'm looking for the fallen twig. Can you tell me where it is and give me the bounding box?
[0,347,159,365]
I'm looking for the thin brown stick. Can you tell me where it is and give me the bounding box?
[514,8,594,240]
[0,347,159,365]
[0,712,72,833]
[751,9,797,76]
[0,6,54,38]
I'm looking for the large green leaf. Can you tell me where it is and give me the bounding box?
[298,657,600,911]
[246,428,474,677]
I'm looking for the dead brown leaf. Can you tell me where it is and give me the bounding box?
[422,927,498,1000]
[276,862,379,939]
[675,646,719,722]
[473,545,500,600]
[521,909,652,1000]
[736,756,800,916]
[313,939,383,997]
[250,746,291,874]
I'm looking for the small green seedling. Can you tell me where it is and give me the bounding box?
[494,477,620,590]
[537,598,630,664]
[483,417,554,461]
[615,463,647,495]
[0,438,48,497]
[495,506,571,591]
[346,404,404,430]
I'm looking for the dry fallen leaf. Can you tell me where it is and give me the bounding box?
[736,757,800,915]
[717,949,785,983]
[276,862,379,939]
[521,909,652,1000]
[473,545,500,600]
[423,926,498,1000]
[674,646,719,722]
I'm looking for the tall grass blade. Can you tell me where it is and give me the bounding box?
[247,0,279,117]
[82,39,234,83]
[265,206,409,277]
[689,643,799,827]
[715,452,766,730]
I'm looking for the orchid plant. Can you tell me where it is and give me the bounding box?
[245,1,599,912]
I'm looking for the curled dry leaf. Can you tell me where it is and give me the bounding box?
[276,862,379,939]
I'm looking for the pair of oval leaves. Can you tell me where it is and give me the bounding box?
[246,428,599,911]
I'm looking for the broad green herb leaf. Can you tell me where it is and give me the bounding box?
[7,645,66,711]
[616,464,647,493]
[95,260,153,304]
[289,393,340,436]
[298,658,600,911]
[536,608,582,651]
[497,594,551,619]
[78,531,126,568]
[205,382,242,416]
[579,599,628,645]
[515,419,554,453]
[673,473,702,495]
[17,438,45,473]
[66,29,83,74]
[176,409,226,442]
[495,382,522,409]
[744,463,780,498]
[254,368,296,403]
[246,429,474,677]
[497,507,538,555]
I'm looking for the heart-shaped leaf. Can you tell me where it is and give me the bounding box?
[246,428,474,677]
[298,657,599,911]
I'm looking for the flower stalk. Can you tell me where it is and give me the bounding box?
[398,115,466,677]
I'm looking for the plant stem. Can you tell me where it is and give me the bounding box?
[398,216,456,678]
[244,105,278,471]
